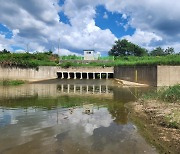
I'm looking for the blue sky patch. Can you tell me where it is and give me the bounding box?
[11,45,25,52]
[59,12,71,25]
[0,24,13,39]
[95,5,135,38]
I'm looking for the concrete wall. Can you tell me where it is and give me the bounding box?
[114,65,180,86]
[157,66,180,86]
[0,66,58,81]
[114,66,157,86]
[0,66,114,81]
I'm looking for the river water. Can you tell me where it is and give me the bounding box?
[0,79,157,154]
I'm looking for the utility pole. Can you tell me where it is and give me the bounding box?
[58,38,60,61]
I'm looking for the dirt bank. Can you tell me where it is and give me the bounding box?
[127,100,180,154]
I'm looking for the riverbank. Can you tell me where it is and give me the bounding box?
[0,80,26,86]
[127,85,180,153]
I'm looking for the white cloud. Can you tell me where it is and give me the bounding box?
[122,14,127,20]
[0,0,180,53]
[54,107,112,135]
[103,12,108,19]
[54,48,82,56]
[0,34,12,51]
[103,0,180,52]
[12,29,19,38]
[123,29,162,48]
[0,0,116,54]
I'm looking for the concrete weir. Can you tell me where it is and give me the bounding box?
[57,72,113,79]
[0,66,114,81]
[0,65,179,86]
[56,67,114,79]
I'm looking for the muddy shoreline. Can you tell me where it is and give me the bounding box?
[127,100,180,154]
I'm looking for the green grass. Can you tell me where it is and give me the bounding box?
[0,52,59,69]
[60,55,83,60]
[59,55,180,67]
[0,80,26,86]
[0,52,180,68]
[142,84,180,103]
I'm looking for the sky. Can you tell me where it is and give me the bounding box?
[0,0,180,55]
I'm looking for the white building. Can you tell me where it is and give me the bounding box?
[84,50,100,60]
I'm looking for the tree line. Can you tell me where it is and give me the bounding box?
[108,39,178,57]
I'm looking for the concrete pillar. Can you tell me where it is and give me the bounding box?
[86,85,89,93]
[61,72,64,79]
[61,84,64,93]
[74,72,76,79]
[100,73,102,79]
[106,85,108,94]
[68,72,70,79]
[67,84,70,93]
[74,85,76,93]
[135,70,138,82]
[87,73,89,79]
[80,72,83,79]
[106,73,108,79]
[99,85,102,94]
[80,85,82,94]
[93,73,95,79]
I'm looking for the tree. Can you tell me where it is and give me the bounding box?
[165,47,174,55]
[0,49,10,54]
[150,47,165,56]
[108,39,147,57]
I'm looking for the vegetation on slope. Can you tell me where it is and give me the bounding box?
[142,84,180,103]
[141,84,180,129]
[0,50,59,69]
[0,80,26,86]
[60,55,180,68]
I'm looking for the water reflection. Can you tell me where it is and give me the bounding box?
[0,80,157,154]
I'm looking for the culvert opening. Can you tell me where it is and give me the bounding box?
[82,73,87,79]
[109,73,114,78]
[63,72,68,79]
[76,73,81,79]
[101,73,106,79]
[88,73,93,79]
[69,72,74,79]
[95,73,100,79]
[57,72,62,78]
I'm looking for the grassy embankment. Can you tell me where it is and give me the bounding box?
[142,84,180,128]
[0,52,180,68]
[60,54,180,67]
[0,52,59,69]
[128,85,180,153]
[0,80,26,86]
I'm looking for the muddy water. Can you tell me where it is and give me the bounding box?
[0,79,157,154]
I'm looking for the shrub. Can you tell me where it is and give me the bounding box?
[160,84,180,102]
